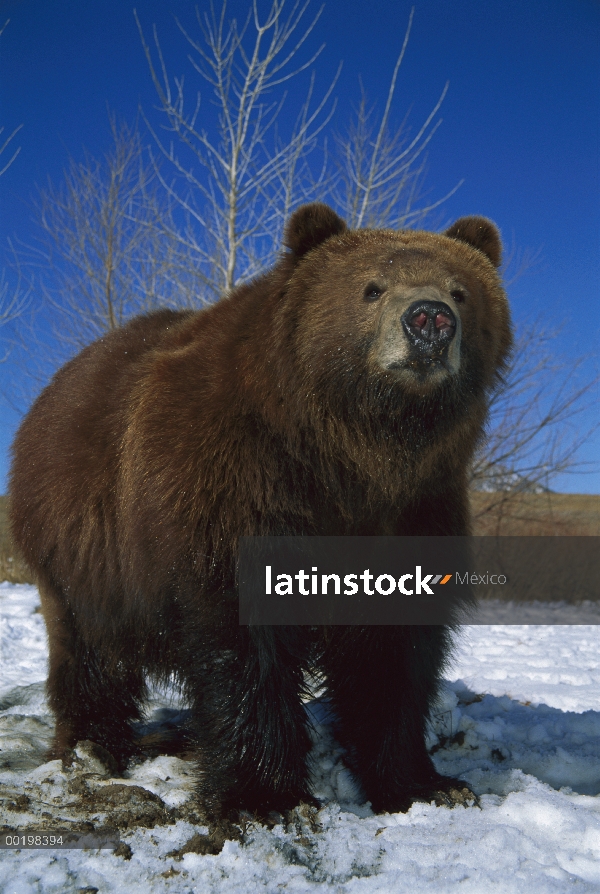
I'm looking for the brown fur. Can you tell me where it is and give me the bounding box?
[10,203,511,817]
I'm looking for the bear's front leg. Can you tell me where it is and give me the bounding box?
[185,625,315,821]
[321,625,474,813]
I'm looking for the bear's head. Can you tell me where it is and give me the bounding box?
[280,203,512,423]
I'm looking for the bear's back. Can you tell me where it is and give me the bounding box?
[9,309,195,574]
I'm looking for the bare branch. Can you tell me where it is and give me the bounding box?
[0,19,27,352]
[0,124,23,177]
[0,265,30,362]
[332,12,458,233]
[354,7,414,228]
[136,0,335,292]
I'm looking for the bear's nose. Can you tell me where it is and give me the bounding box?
[401,300,456,350]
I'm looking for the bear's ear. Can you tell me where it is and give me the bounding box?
[444,216,502,268]
[284,203,347,257]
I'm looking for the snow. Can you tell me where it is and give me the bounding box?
[1,580,600,892]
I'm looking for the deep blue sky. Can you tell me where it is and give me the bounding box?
[0,0,599,493]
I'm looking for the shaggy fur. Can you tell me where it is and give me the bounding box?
[10,203,512,818]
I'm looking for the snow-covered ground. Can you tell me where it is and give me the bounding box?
[1,580,600,893]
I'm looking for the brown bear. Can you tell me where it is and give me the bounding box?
[9,203,512,819]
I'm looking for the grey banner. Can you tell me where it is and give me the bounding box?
[238,536,600,625]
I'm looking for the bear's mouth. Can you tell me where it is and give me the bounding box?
[388,356,452,372]
[386,356,453,383]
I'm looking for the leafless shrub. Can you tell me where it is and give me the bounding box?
[471,322,599,517]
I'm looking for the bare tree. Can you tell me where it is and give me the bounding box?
[136,2,464,294]
[29,117,195,353]
[135,0,339,297]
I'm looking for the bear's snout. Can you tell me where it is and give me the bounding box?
[371,289,463,382]
[401,300,457,350]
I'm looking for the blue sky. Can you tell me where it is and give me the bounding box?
[0,0,599,493]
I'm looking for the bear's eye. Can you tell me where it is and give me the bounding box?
[450,289,467,303]
[364,284,384,302]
